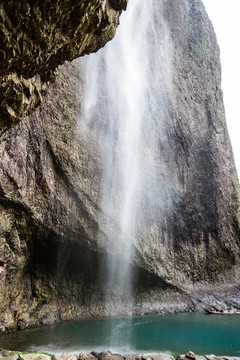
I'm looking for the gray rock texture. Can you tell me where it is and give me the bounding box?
[52,355,77,360]
[0,0,127,135]
[0,355,51,360]
[0,0,240,331]
[124,355,141,360]
[1,353,239,360]
[99,354,124,360]
[79,354,97,360]
[142,354,174,360]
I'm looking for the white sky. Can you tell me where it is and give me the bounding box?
[202,0,240,179]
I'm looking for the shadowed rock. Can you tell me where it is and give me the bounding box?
[109,0,128,11]
[0,0,128,134]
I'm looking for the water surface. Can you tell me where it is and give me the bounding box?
[0,313,240,356]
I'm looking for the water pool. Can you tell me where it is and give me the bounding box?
[0,313,239,356]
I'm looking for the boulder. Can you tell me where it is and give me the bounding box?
[17,355,52,360]
[79,353,98,360]
[177,354,205,360]
[52,354,77,360]
[99,353,124,360]
[124,354,141,360]
[142,354,174,360]
[186,352,196,360]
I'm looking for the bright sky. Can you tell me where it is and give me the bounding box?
[202,0,240,179]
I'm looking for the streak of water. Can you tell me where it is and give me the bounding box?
[80,0,174,321]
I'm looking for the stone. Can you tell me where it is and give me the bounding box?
[124,355,141,360]
[186,352,196,360]
[0,356,18,360]
[18,355,52,360]
[79,353,98,360]
[99,353,124,360]
[177,356,205,360]
[52,355,77,360]
[17,356,25,360]
[90,353,101,360]
[142,354,174,360]
[204,356,219,360]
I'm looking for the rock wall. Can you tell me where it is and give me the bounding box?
[0,0,240,331]
[134,0,240,289]
[0,0,127,135]
[0,61,191,331]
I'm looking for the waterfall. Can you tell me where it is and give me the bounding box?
[80,0,174,320]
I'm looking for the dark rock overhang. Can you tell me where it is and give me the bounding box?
[0,0,128,136]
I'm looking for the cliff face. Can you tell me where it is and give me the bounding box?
[135,0,240,288]
[0,0,127,135]
[0,0,240,332]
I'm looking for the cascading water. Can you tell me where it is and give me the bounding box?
[80,0,174,324]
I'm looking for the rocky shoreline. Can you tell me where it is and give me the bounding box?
[0,350,239,360]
